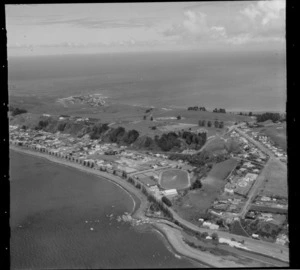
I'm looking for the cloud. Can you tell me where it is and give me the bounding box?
[37,16,156,29]
[162,10,227,41]
[241,0,285,25]
[162,1,285,46]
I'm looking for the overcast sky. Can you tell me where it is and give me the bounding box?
[6,1,285,56]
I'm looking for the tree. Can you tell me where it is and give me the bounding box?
[214,120,219,128]
[249,112,253,116]
[219,121,224,129]
[198,120,204,127]
[201,232,209,239]
[162,196,172,207]
[151,126,157,130]
[177,115,181,120]
[143,115,147,120]
[123,129,139,144]
[150,116,153,121]
[207,121,212,127]
[109,126,125,142]
[211,232,219,242]
[190,179,202,190]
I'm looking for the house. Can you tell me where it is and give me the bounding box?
[203,221,219,230]
[224,187,234,195]
[161,189,178,197]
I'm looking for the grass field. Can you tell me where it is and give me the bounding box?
[258,159,288,198]
[159,169,190,190]
[205,158,238,182]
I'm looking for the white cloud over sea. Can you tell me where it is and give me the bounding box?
[6,1,285,56]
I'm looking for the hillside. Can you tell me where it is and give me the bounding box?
[10,113,208,152]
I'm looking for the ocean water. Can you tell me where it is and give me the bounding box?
[8,50,286,112]
[10,150,198,269]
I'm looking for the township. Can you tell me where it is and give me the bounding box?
[9,116,288,249]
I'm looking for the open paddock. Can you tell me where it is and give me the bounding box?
[258,159,287,198]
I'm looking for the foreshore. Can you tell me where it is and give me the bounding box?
[9,145,253,268]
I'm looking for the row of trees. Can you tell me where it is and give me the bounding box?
[213,108,226,113]
[198,120,224,128]
[187,106,207,111]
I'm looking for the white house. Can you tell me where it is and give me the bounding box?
[161,189,178,197]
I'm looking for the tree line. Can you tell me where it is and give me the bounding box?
[198,119,224,129]
[187,106,207,111]
[213,108,226,113]
[32,116,207,152]
[255,112,282,123]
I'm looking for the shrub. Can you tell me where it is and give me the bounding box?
[190,179,202,190]
[10,107,27,116]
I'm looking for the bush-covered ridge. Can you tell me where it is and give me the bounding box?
[21,115,207,152]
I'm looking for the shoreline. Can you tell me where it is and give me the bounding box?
[9,145,270,268]
[9,146,207,266]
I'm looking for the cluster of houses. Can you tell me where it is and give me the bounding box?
[204,130,269,224]
[254,134,286,161]
[9,125,192,196]
[251,195,288,214]
[238,124,287,162]
[230,131,268,164]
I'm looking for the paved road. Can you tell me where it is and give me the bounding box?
[239,158,273,218]
[233,127,283,162]
[167,207,289,263]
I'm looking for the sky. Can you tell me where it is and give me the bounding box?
[5,1,286,56]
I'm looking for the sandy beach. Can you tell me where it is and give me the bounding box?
[9,145,267,268]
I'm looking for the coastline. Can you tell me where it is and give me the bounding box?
[9,145,253,268]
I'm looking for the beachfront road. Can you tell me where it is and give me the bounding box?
[168,207,289,263]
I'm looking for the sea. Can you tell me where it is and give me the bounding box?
[10,150,199,269]
[8,50,286,112]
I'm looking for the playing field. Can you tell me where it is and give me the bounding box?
[159,169,190,190]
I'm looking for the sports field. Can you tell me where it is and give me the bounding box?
[159,169,190,190]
